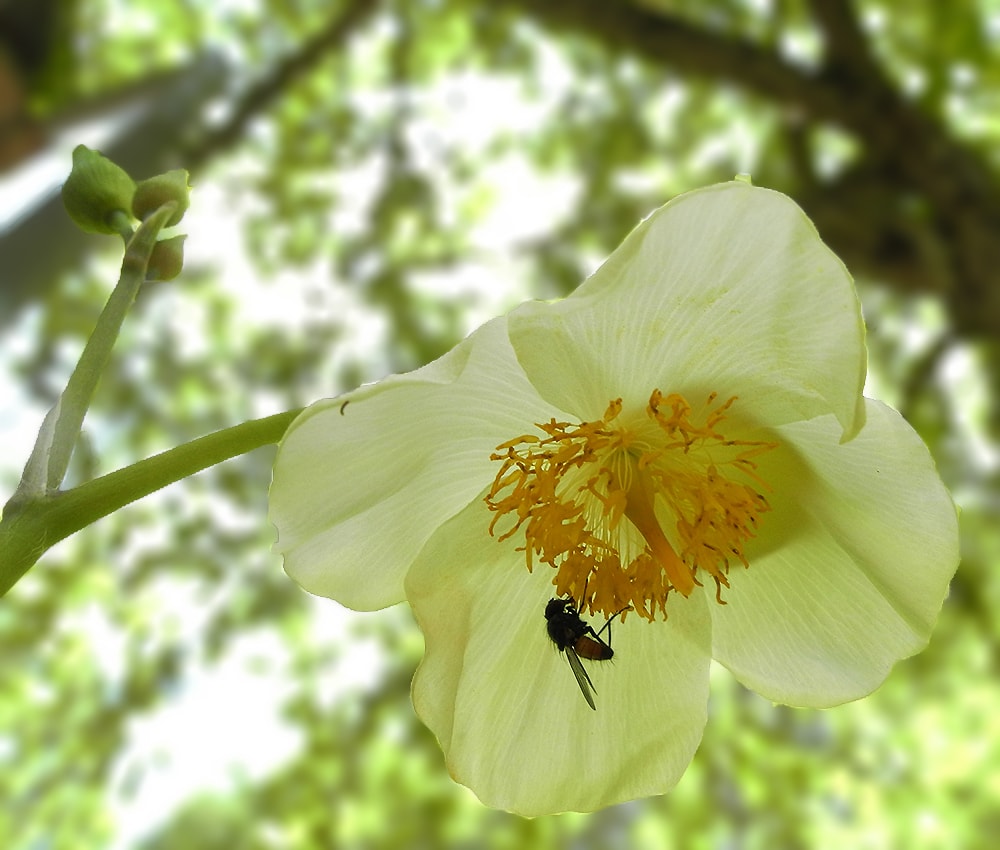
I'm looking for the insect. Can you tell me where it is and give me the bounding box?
[544,597,630,710]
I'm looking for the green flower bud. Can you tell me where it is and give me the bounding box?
[132,169,191,226]
[61,145,137,235]
[146,234,187,281]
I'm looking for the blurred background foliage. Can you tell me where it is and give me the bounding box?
[1,0,998,847]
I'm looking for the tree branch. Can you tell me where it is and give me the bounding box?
[806,0,882,82]
[499,0,864,135]
[496,0,1000,339]
[184,0,379,170]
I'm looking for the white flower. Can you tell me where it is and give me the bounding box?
[269,181,959,816]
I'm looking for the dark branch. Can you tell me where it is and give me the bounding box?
[806,0,883,82]
[500,0,866,135]
[183,0,378,170]
[496,0,1000,339]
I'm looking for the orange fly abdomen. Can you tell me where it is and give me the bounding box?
[573,634,614,661]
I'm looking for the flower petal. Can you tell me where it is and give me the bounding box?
[507,182,866,437]
[407,500,712,816]
[269,317,557,610]
[710,399,959,707]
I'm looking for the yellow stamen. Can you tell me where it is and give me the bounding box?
[485,390,778,621]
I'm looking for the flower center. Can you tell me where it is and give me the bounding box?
[485,390,778,621]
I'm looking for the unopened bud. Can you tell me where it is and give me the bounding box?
[132,169,191,226]
[145,235,187,281]
[61,145,137,235]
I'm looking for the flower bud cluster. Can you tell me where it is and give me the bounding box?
[61,145,191,280]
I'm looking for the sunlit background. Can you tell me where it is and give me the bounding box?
[2,1,999,847]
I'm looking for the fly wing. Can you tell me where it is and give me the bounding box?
[564,647,597,710]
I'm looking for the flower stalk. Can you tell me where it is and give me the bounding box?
[1,409,301,596]
[0,146,295,597]
[14,203,178,506]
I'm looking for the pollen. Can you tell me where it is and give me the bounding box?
[485,390,778,622]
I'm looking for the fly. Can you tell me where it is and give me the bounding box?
[544,597,629,710]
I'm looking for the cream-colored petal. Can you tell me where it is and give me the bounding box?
[407,500,712,816]
[269,317,557,610]
[711,399,959,707]
[508,182,866,437]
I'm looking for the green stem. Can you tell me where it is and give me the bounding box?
[48,206,176,489]
[13,205,175,502]
[0,408,303,597]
